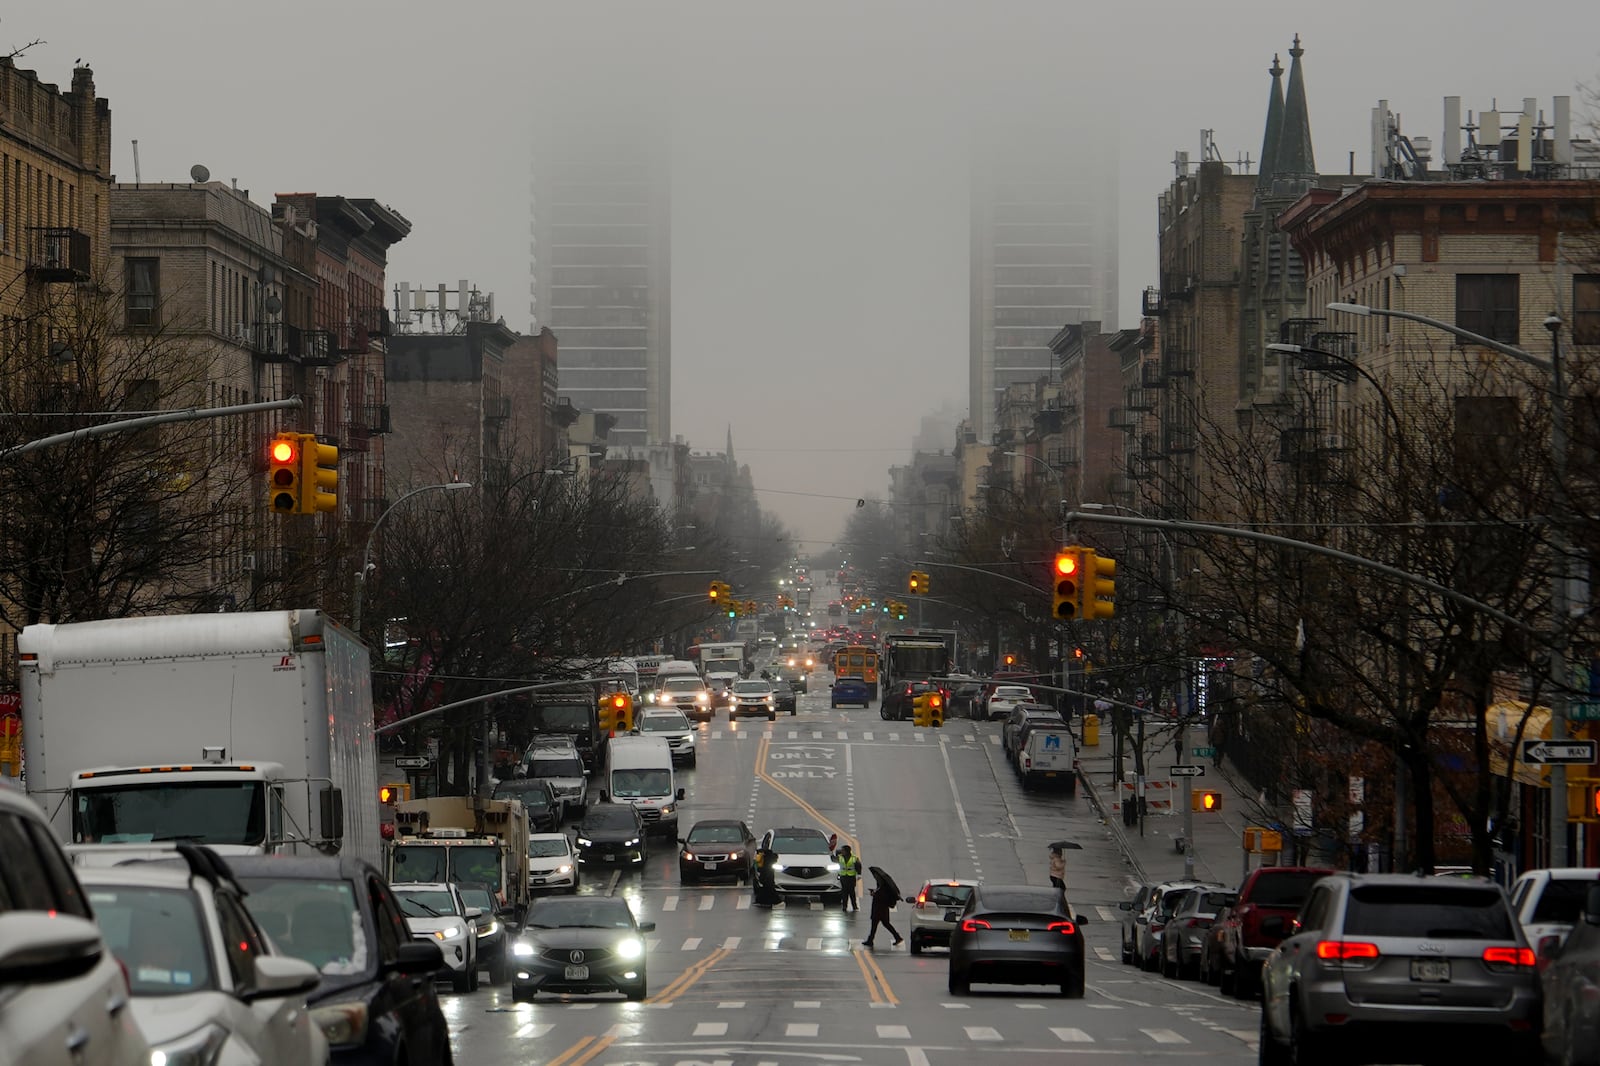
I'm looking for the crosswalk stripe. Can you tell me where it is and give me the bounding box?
[646,938,660,950]
[1094,946,1115,961]
[787,730,798,739]
[1052,1027,1094,1043]
[966,1026,1002,1041]
[1096,906,1117,922]
[698,895,714,911]
[1143,1029,1189,1044]
[889,733,900,741]
[787,1022,820,1037]
[838,730,848,739]
[1224,1029,1258,1044]
[795,1000,821,1008]
[877,1025,910,1039]
[916,732,926,741]
[736,896,751,910]
[515,1023,555,1038]
[682,937,701,950]
[988,734,1000,744]
[805,938,823,951]
[662,895,679,912]
[693,1022,727,1037]
[717,1001,744,1009]
[722,936,741,950]
[863,731,874,740]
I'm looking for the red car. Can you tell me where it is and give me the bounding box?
[1209,865,1332,997]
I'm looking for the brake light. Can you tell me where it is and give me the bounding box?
[1315,941,1379,960]
[960,919,991,933]
[917,891,928,906]
[1047,921,1077,935]
[1481,946,1536,968]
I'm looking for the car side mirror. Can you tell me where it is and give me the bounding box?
[1118,901,1133,911]
[676,788,686,801]
[904,896,917,904]
[391,940,446,976]
[0,913,105,986]
[582,769,591,776]
[244,954,322,1002]
[1539,933,1563,959]
[463,907,484,922]
[1259,915,1287,937]
[638,920,656,933]
[1075,913,1088,925]
[677,838,688,846]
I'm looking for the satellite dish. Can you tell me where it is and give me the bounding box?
[190,164,210,184]
[264,294,283,316]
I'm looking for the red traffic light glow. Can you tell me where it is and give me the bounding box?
[1055,554,1078,576]
[270,439,297,463]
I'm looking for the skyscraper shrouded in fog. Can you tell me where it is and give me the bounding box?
[531,113,671,449]
[969,125,1118,442]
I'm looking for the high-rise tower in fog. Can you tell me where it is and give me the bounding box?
[531,114,671,449]
[969,128,1118,442]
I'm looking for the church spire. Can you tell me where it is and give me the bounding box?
[1277,34,1317,178]
[1256,52,1285,192]
[726,424,735,467]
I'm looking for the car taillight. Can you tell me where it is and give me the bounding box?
[1047,921,1077,935]
[916,892,928,907]
[960,919,991,932]
[1315,940,1379,961]
[1481,946,1536,968]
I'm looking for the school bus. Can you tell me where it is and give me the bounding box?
[832,645,880,700]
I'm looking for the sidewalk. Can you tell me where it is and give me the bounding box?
[1077,726,1259,891]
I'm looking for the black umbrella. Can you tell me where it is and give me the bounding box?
[1047,840,1085,851]
[868,865,902,902]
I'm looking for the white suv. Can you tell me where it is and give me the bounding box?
[0,783,151,1066]
[757,828,842,904]
[635,708,697,766]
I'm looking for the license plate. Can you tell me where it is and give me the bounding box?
[1044,771,1058,777]
[1009,929,1031,942]
[943,909,960,922]
[1411,959,1450,982]
[705,861,719,870]
[564,964,589,980]
[603,854,616,862]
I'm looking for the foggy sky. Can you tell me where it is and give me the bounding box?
[18,1,1598,549]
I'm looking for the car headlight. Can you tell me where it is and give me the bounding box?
[683,850,696,860]
[149,1022,228,1066]
[616,936,644,960]
[772,862,786,872]
[729,848,744,857]
[477,920,499,938]
[661,805,675,816]
[309,1000,369,1048]
[697,693,709,703]
[512,940,536,957]
[556,864,573,874]
[433,923,466,941]
[827,862,841,872]
[625,838,641,847]
[577,837,594,847]
[648,692,658,703]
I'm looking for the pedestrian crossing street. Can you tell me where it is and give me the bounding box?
[503,1002,1259,1048]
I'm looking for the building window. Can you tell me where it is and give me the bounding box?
[1574,275,1600,346]
[1455,273,1519,347]
[126,258,160,328]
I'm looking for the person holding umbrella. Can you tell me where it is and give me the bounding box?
[1047,840,1082,894]
[862,866,904,949]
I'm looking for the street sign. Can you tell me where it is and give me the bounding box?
[394,756,431,770]
[1191,746,1215,758]
[1571,702,1600,722]
[1169,764,1205,777]
[1520,740,1598,765]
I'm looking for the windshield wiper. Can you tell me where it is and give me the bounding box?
[150,834,208,843]
[406,901,445,917]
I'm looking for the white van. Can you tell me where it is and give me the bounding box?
[1017,726,1078,794]
[601,735,684,835]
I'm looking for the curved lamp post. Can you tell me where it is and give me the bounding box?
[351,481,473,637]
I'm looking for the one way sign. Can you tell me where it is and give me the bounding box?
[1520,740,1598,765]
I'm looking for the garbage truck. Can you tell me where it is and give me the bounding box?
[18,609,379,866]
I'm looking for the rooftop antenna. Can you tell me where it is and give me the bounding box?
[131,140,141,184]
[190,163,210,184]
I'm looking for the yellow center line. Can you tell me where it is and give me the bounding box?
[756,733,856,850]
[645,946,729,1005]
[860,947,899,1005]
[565,1034,616,1066]
[546,1036,596,1066]
[852,946,884,1005]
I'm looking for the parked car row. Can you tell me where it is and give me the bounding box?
[1120,863,1600,1066]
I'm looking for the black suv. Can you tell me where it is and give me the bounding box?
[231,855,452,1066]
[492,776,562,831]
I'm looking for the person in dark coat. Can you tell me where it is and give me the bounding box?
[861,882,903,948]
[754,840,780,907]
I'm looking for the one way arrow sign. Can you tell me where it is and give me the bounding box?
[1520,740,1598,765]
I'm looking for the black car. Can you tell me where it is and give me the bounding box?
[948,883,1088,998]
[511,895,656,1002]
[574,803,648,867]
[772,683,798,715]
[679,819,757,884]
[491,776,563,831]
[947,680,985,719]
[1541,881,1600,1064]
[455,881,513,986]
[230,855,453,1066]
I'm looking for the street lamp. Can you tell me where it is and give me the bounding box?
[351,481,473,638]
[1081,500,1196,874]
[1328,301,1573,866]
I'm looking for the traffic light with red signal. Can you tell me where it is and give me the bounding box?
[268,433,302,513]
[1053,548,1084,620]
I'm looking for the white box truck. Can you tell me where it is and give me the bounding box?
[18,609,379,867]
[600,735,684,835]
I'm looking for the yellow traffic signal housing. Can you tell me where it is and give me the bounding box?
[601,692,634,735]
[268,433,302,513]
[1572,783,1600,823]
[908,571,923,594]
[1193,790,1222,812]
[1053,549,1084,619]
[1084,551,1117,620]
[928,692,944,728]
[379,783,410,805]
[301,434,339,514]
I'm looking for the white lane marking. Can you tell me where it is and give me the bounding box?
[1224,1029,1259,1043]
[877,1024,911,1039]
[662,896,679,912]
[766,937,784,950]
[736,895,751,910]
[568,1003,597,1010]
[646,938,660,950]
[722,936,741,950]
[940,1002,971,1009]
[813,730,824,739]
[1052,1027,1094,1042]
[606,1022,642,1037]
[698,895,714,911]
[805,937,823,950]
[863,731,875,741]
[786,1022,820,1037]
[788,730,798,739]
[1097,906,1118,922]
[889,733,900,741]
[988,733,1000,745]
[1094,946,1115,961]
[1086,1003,1123,1009]
[795,1000,821,1008]
[905,1049,933,1066]
[682,937,702,950]
[1016,1003,1045,1009]
[965,1026,1002,1041]
[514,1022,554,1038]
[937,730,979,878]
[916,732,927,742]
[838,730,848,739]
[693,1022,729,1036]
[1143,1029,1190,1044]
[717,1000,744,1008]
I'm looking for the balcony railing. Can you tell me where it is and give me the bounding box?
[352,403,391,435]
[485,396,512,422]
[292,327,339,367]
[1047,445,1080,467]
[1141,360,1168,389]
[26,227,92,282]
[1165,426,1196,453]
[1163,273,1197,299]
[249,322,295,363]
[1125,387,1152,412]
[1108,406,1134,430]
[342,425,371,453]
[1163,347,1196,378]
[355,307,391,338]
[1141,286,1166,316]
